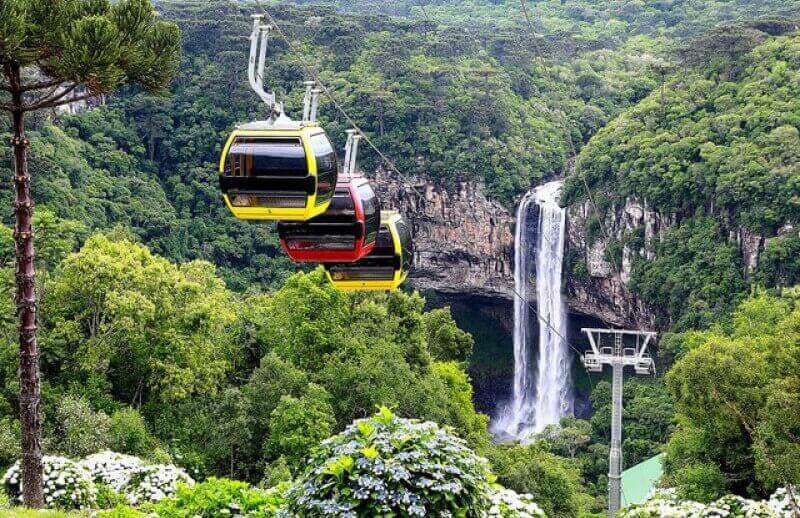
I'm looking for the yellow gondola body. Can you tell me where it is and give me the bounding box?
[219,121,337,221]
[324,211,413,291]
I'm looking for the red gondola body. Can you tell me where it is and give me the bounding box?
[277,175,381,263]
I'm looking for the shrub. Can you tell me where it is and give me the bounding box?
[81,451,193,506]
[283,407,493,516]
[486,443,590,517]
[487,486,546,517]
[0,418,19,472]
[153,477,284,517]
[108,408,160,458]
[673,462,727,503]
[619,487,783,517]
[265,384,335,471]
[50,396,111,458]
[95,484,129,509]
[1,456,96,510]
[125,464,194,505]
[81,451,145,493]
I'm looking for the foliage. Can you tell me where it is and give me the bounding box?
[485,443,591,517]
[40,234,237,407]
[48,396,111,458]
[265,384,336,472]
[664,290,800,497]
[107,408,161,459]
[619,487,796,517]
[629,217,747,330]
[152,478,284,517]
[0,418,19,472]
[422,307,474,363]
[487,486,545,518]
[564,34,800,326]
[283,407,494,516]
[1,456,96,510]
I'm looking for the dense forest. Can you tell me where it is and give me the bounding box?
[1,0,799,516]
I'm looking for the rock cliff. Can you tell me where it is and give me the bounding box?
[372,168,515,299]
[374,169,775,329]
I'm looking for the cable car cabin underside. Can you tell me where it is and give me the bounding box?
[324,211,412,291]
[277,175,380,263]
[219,122,337,221]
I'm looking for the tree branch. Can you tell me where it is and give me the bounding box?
[28,91,95,111]
[23,83,79,111]
[20,79,65,92]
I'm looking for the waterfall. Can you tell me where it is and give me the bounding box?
[492,180,572,442]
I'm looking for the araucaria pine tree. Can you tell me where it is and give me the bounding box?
[0,0,180,507]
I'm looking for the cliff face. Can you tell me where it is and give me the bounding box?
[565,199,664,328]
[372,168,654,327]
[372,168,515,298]
[375,166,782,329]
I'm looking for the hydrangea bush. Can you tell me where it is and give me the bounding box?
[124,463,194,505]
[80,450,193,505]
[81,451,145,493]
[621,487,800,517]
[282,407,494,517]
[1,456,97,510]
[487,486,546,517]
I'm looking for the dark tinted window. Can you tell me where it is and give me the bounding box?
[358,183,380,244]
[395,219,413,272]
[310,133,336,173]
[226,137,307,177]
[310,133,337,205]
[327,189,356,215]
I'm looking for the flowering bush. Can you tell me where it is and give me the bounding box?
[621,487,800,517]
[282,407,494,517]
[81,451,145,493]
[80,450,192,505]
[1,456,96,510]
[487,486,546,517]
[768,487,800,517]
[125,463,194,505]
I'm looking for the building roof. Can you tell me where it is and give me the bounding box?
[622,453,664,506]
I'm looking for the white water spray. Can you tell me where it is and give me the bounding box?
[492,180,572,441]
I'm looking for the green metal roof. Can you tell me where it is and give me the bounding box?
[621,453,664,506]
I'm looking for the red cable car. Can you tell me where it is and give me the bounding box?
[277,174,381,263]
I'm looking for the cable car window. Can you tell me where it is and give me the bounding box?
[358,184,379,244]
[226,137,307,177]
[310,133,336,205]
[395,220,413,271]
[328,265,395,281]
[310,133,336,172]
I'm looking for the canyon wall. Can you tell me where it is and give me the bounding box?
[372,168,651,326]
[375,169,777,329]
[372,168,515,299]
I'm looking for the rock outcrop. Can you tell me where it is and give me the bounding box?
[372,168,655,327]
[372,168,515,298]
[375,164,785,329]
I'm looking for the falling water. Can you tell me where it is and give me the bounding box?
[492,180,572,442]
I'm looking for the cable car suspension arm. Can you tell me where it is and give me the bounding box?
[248,14,281,116]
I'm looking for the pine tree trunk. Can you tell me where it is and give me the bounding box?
[9,63,44,509]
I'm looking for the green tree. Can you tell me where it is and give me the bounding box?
[422,307,474,363]
[0,0,180,505]
[664,290,800,497]
[486,443,592,518]
[265,384,335,472]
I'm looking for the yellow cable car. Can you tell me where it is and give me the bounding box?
[219,121,337,221]
[324,211,413,291]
